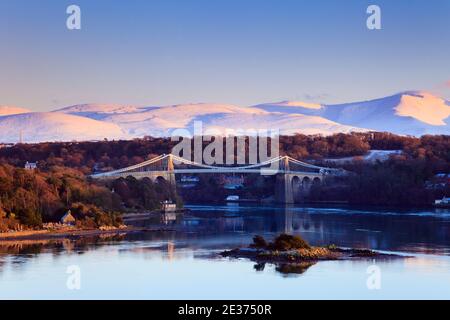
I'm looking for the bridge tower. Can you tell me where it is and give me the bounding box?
[274,156,295,204]
[281,156,290,172]
[164,154,176,186]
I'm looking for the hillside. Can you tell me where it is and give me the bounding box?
[0,112,128,143]
[254,91,450,136]
[0,106,31,116]
[0,91,448,143]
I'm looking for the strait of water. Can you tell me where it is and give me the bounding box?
[1,204,450,300]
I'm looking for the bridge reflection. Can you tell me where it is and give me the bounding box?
[120,204,450,255]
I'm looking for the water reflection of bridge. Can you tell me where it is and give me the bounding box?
[181,206,412,251]
[92,154,342,204]
[122,204,450,254]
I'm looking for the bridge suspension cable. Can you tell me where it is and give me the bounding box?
[94,154,167,176]
[91,153,337,178]
[284,156,329,170]
[170,154,284,170]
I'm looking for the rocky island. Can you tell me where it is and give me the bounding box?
[221,234,410,274]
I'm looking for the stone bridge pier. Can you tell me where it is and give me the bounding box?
[275,173,323,204]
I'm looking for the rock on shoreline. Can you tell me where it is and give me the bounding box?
[221,246,405,263]
[219,234,410,274]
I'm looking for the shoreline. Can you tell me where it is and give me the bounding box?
[0,210,186,242]
[0,226,174,242]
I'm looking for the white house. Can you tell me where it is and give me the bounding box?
[24,161,38,170]
[161,200,177,212]
[60,210,76,225]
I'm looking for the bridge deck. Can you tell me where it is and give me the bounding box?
[90,153,337,179]
[92,168,324,179]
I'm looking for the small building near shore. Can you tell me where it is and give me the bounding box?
[60,210,76,225]
[24,161,38,170]
[161,200,177,212]
[435,197,450,205]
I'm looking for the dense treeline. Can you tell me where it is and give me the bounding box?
[177,174,275,203]
[0,164,178,231]
[288,133,450,205]
[310,157,449,206]
[0,133,449,172]
[110,176,182,209]
[0,132,448,225]
[0,137,176,174]
[282,132,450,165]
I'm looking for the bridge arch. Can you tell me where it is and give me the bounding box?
[302,176,312,191]
[155,176,167,184]
[291,176,302,202]
[291,175,321,202]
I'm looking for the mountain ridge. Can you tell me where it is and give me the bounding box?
[0,91,448,143]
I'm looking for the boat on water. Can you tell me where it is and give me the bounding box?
[434,197,450,208]
[226,195,240,202]
[225,195,260,203]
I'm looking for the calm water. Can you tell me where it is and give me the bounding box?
[1,204,450,300]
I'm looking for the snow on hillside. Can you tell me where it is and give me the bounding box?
[194,112,365,136]
[395,91,450,126]
[55,102,365,138]
[103,103,269,134]
[103,103,265,126]
[0,106,31,116]
[253,101,326,115]
[0,112,128,143]
[55,104,152,120]
[325,150,403,164]
[1,91,448,143]
[254,91,450,136]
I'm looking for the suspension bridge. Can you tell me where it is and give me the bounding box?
[91,154,342,203]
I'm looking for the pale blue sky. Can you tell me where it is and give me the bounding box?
[1,0,449,111]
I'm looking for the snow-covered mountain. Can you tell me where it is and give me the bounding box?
[55,102,365,138]
[0,112,128,143]
[0,106,31,116]
[55,104,151,120]
[0,91,448,143]
[254,91,450,136]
